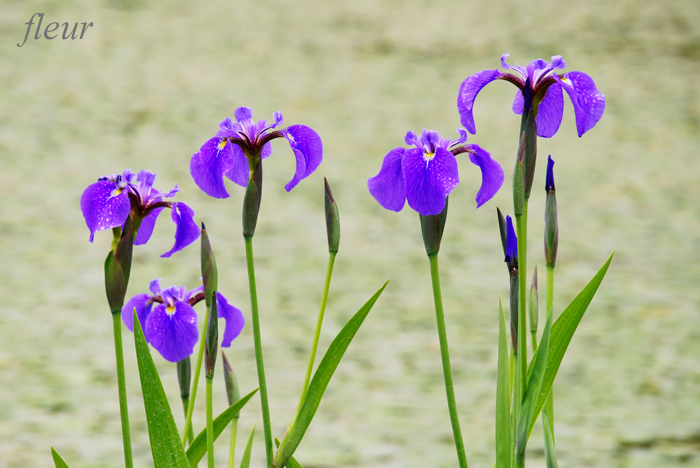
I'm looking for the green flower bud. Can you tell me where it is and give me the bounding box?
[242,159,263,238]
[200,223,218,308]
[221,351,241,418]
[420,197,448,256]
[324,178,340,254]
[205,293,218,379]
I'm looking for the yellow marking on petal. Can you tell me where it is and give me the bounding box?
[111,187,123,197]
[166,305,176,316]
[423,152,435,161]
[218,139,227,150]
[561,77,573,87]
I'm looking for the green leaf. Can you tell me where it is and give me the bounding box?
[239,425,256,468]
[495,296,511,468]
[275,437,304,468]
[542,409,559,468]
[132,310,190,468]
[515,308,552,459]
[51,447,71,468]
[186,388,258,467]
[104,251,126,314]
[273,281,390,468]
[527,252,614,437]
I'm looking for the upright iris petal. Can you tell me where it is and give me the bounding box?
[368,128,503,216]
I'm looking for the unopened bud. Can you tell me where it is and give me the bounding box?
[242,159,263,238]
[529,267,539,335]
[222,352,241,418]
[420,197,449,256]
[200,223,218,307]
[205,292,218,378]
[513,145,525,216]
[104,251,126,314]
[177,356,191,400]
[544,156,558,267]
[324,178,340,254]
[523,108,538,199]
[497,207,507,258]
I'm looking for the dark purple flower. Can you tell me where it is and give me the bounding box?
[122,279,245,362]
[80,169,200,257]
[190,106,323,198]
[504,215,518,265]
[367,129,504,216]
[458,54,605,138]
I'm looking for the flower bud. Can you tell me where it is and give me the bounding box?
[529,267,539,336]
[513,138,525,216]
[523,107,538,199]
[505,215,519,355]
[242,159,263,238]
[221,351,241,418]
[104,250,126,314]
[544,156,558,267]
[200,223,218,308]
[177,356,192,400]
[324,178,340,254]
[114,215,135,289]
[504,215,518,273]
[420,197,448,256]
[497,207,507,259]
[205,292,218,378]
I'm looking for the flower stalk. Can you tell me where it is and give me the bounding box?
[205,294,218,468]
[222,352,241,468]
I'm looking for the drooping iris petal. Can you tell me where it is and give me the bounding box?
[161,202,200,258]
[145,301,199,362]
[367,147,407,212]
[133,207,163,245]
[190,137,234,198]
[261,142,272,160]
[122,293,154,333]
[225,144,250,188]
[466,144,505,208]
[403,147,459,216]
[80,181,131,242]
[512,90,524,115]
[216,292,245,348]
[458,69,504,134]
[557,71,605,137]
[283,125,323,192]
[535,82,564,138]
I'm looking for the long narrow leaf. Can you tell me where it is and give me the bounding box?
[496,296,511,468]
[276,437,304,468]
[133,311,190,468]
[239,425,256,468]
[516,309,552,458]
[273,280,390,468]
[51,447,71,468]
[527,252,614,437]
[186,388,259,467]
[542,409,559,468]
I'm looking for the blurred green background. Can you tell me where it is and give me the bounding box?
[1,0,699,466]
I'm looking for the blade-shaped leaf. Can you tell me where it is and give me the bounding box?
[516,309,552,459]
[528,252,614,437]
[273,280,390,468]
[132,310,190,468]
[542,408,559,468]
[186,388,259,467]
[275,437,304,468]
[496,297,511,468]
[239,425,256,468]
[51,447,71,468]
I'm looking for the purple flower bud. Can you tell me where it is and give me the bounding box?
[545,155,556,192]
[505,215,518,267]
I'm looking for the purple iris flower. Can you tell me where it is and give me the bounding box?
[80,169,200,258]
[458,54,605,138]
[122,279,245,363]
[368,129,504,216]
[190,106,323,198]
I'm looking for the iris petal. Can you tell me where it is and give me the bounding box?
[80,181,131,242]
[536,82,564,138]
[458,69,505,134]
[134,206,163,245]
[225,144,250,188]
[466,144,504,207]
[403,147,459,216]
[161,202,200,258]
[122,293,154,333]
[145,302,199,362]
[216,292,245,348]
[283,125,323,192]
[367,147,407,212]
[557,71,605,137]
[190,137,234,199]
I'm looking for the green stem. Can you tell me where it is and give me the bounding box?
[111,313,134,468]
[428,254,468,468]
[228,418,238,468]
[545,265,555,441]
[295,252,337,415]
[182,307,210,445]
[244,236,274,468]
[206,377,214,468]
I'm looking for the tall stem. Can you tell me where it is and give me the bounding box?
[428,254,468,468]
[244,236,274,468]
[206,377,215,468]
[228,418,238,468]
[111,313,134,468]
[545,265,555,439]
[295,252,337,415]
[182,307,210,445]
